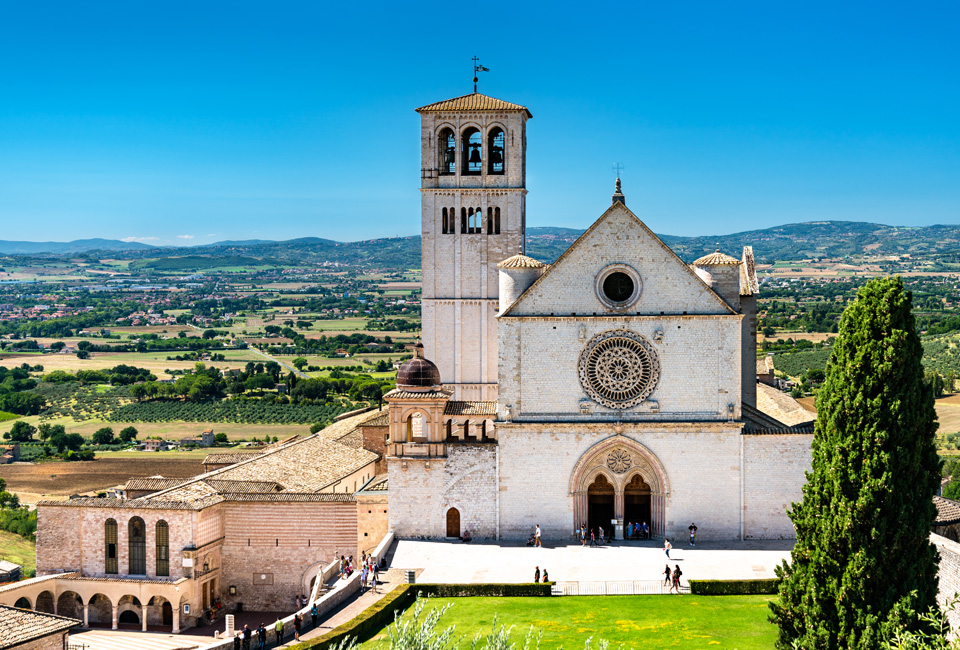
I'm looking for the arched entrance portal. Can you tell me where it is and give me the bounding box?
[587,475,615,538]
[570,437,669,539]
[446,508,460,538]
[624,474,651,531]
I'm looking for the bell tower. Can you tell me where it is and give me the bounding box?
[415,92,531,401]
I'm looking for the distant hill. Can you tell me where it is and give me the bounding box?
[3,221,959,267]
[0,238,156,255]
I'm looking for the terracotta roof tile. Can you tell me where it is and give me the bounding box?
[0,605,79,648]
[416,93,531,118]
[693,249,741,266]
[360,412,390,427]
[122,477,186,492]
[384,389,452,400]
[497,254,545,269]
[356,474,388,494]
[934,496,960,525]
[203,451,264,466]
[443,400,497,416]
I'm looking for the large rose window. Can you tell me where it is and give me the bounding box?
[578,330,660,409]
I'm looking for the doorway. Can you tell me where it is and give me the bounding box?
[587,475,615,539]
[162,601,173,626]
[624,474,651,535]
[446,508,460,538]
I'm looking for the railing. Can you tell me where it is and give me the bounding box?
[550,580,687,596]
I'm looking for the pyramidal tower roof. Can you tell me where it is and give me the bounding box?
[416,93,532,118]
[692,249,741,266]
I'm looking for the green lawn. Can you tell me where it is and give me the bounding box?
[0,530,36,575]
[359,596,777,650]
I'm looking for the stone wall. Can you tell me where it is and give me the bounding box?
[36,504,194,579]
[388,444,498,539]
[932,533,960,632]
[218,501,357,612]
[357,494,389,557]
[16,634,71,650]
[742,434,813,539]
[498,423,744,541]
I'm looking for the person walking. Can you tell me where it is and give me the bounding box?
[274,617,284,646]
[542,569,549,582]
[688,523,698,546]
[233,631,241,650]
[663,538,672,559]
[626,522,633,539]
[311,602,318,629]
[535,524,542,547]
[294,613,302,642]
[598,526,605,545]
[361,564,369,590]
[372,560,380,594]
[642,521,649,539]
[663,564,671,586]
[256,623,266,650]
[590,529,597,546]
[242,624,252,650]
[672,565,683,594]
[580,526,586,547]
[534,566,540,583]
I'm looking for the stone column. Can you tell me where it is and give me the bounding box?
[52,598,58,616]
[111,605,118,630]
[83,603,88,627]
[142,604,148,631]
[172,605,180,634]
[614,490,624,540]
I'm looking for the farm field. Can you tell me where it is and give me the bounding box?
[0,349,264,378]
[0,530,36,575]
[792,395,960,443]
[358,595,777,650]
[0,455,212,503]
[10,415,307,441]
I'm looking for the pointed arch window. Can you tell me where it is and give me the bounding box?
[462,127,482,175]
[461,208,467,234]
[495,207,501,234]
[156,520,169,577]
[442,208,449,234]
[438,128,456,175]
[487,208,493,234]
[128,517,146,575]
[104,519,118,574]
[488,128,505,174]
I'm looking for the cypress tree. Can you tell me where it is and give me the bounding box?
[770,276,941,649]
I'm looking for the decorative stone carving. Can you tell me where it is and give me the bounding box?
[578,330,660,409]
[606,448,632,473]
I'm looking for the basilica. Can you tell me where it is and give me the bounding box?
[386,91,814,542]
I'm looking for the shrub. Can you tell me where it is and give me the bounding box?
[689,579,778,595]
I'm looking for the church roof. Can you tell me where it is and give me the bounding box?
[384,388,452,400]
[693,249,741,266]
[415,93,532,118]
[444,400,497,416]
[934,496,960,526]
[756,383,817,427]
[0,605,79,649]
[497,253,545,269]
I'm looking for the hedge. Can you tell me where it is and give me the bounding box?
[688,578,778,595]
[287,583,553,650]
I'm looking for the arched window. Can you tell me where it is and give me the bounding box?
[438,128,455,175]
[462,127,482,175]
[442,208,449,234]
[495,207,501,234]
[405,413,425,442]
[461,208,467,234]
[128,517,146,575]
[486,208,493,234]
[450,207,455,234]
[488,128,505,174]
[104,519,118,574]
[156,520,169,577]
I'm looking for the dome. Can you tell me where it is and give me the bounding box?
[497,253,545,269]
[692,248,740,266]
[396,343,442,390]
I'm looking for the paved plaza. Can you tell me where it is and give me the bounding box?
[388,538,795,584]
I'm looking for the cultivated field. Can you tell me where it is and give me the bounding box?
[11,415,308,442]
[0,349,265,378]
[0,454,217,503]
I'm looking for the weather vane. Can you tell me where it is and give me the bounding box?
[612,162,625,177]
[472,56,489,93]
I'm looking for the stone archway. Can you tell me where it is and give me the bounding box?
[35,591,54,614]
[587,474,615,538]
[570,436,669,538]
[57,591,83,620]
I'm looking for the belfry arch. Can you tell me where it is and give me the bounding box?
[569,437,669,539]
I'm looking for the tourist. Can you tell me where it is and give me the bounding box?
[626,522,633,539]
[534,566,540,583]
[462,529,472,543]
[542,569,549,582]
[256,623,266,650]
[580,526,586,546]
[664,538,672,558]
[642,521,649,539]
[688,523,698,546]
[590,529,597,546]
[672,565,683,594]
[233,631,241,650]
[294,613,302,641]
[663,564,671,586]
[274,617,284,645]
[311,602,318,629]
[372,560,380,594]
[242,624,252,650]
[535,524,542,547]
[361,564,369,590]
[598,526,605,545]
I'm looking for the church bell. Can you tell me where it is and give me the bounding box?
[491,146,504,165]
[468,145,482,164]
[444,148,456,165]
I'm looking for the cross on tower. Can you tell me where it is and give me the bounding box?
[612,162,625,176]
[472,56,489,92]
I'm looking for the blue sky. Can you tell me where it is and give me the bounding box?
[1,1,958,246]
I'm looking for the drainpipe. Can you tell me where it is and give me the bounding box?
[495,445,501,540]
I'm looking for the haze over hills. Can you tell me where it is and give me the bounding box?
[2,221,959,266]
